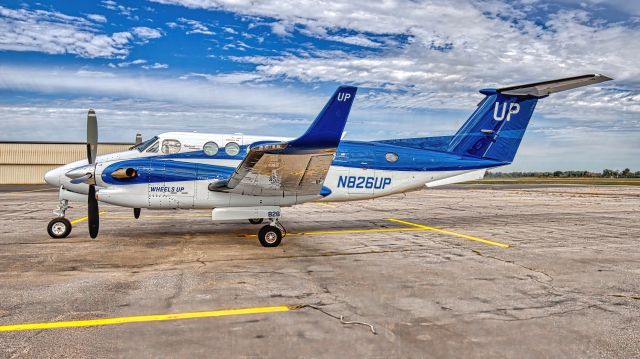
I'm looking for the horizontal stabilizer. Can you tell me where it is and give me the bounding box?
[497,74,612,97]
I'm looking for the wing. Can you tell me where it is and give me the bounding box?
[497,74,612,97]
[209,86,358,196]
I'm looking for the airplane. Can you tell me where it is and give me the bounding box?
[43,74,612,247]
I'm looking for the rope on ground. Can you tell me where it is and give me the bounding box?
[290,304,377,335]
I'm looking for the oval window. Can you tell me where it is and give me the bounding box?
[385,152,399,162]
[225,142,240,156]
[203,141,219,156]
[161,139,181,154]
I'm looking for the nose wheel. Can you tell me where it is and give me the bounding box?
[47,217,72,239]
[48,199,72,239]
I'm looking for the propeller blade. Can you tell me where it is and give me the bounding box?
[88,185,100,239]
[87,109,98,164]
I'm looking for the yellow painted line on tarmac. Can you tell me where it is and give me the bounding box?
[385,218,510,248]
[312,202,337,208]
[70,211,107,225]
[0,305,290,332]
[240,224,428,237]
[294,227,425,235]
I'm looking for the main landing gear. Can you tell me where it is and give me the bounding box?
[257,218,286,248]
[47,199,72,239]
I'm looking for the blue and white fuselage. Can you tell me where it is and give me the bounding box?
[46,132,503,209]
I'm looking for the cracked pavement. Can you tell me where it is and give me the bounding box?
[0,184,638,358]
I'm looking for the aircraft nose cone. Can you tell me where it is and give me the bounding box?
[44,167,61,187]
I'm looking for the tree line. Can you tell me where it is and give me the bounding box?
[486,169,640,178]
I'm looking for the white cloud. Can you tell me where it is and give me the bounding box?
[116,59,147,67]
[0,65,322,113]
[0,5,134,58]
[142,62,169,69]
[175,17,215,35]
[150,0,639,127]
[101,0,136,17]
[132,26,163,40]
[86,14,107,23]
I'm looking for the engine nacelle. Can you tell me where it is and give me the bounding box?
[96,186,149,208]
[212,206,281,221]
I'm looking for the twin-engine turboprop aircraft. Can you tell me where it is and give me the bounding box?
[44,74,611,247]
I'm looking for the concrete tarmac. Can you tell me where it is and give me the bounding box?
[0,185,638,358]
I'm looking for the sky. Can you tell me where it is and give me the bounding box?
[0,0,638,171]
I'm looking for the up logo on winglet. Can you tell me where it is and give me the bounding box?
[337,92,352,102]
[493,101,520,121]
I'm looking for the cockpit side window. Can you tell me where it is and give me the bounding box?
[131,136,159,152]
[147,141,159,153]
[161,139,181,154]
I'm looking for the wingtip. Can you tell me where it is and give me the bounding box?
[594,73,614,81]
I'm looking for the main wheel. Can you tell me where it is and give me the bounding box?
[258,225,282,247]
[249,218,263,224]
[47,217,72,239]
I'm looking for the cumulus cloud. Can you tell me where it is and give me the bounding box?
[0,5,165,58]
[142,62,169,69]
[132,26,163,40]
[173,17,215,35]
[150,0,639,126]
[86,13,107,23]
[0,5,134,58]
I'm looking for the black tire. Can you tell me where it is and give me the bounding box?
[249,218,263,224]
[47,217,72,239]
[258,225,282,247]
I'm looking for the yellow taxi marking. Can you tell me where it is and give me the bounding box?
[70,211,107,225]
[385,218,510,248]
[86,212,508,248]
[0,305,290,332]
[312,202,337,208]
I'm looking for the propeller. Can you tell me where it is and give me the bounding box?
[86,109,100,239]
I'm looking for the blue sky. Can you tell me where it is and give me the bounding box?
[0,0,638,171]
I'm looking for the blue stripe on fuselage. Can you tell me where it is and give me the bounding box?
[101,159,234,185]
[102,140,506,185]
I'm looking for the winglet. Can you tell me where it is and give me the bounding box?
[287,86,358,151]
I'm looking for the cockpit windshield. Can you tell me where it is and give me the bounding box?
[130,136,159,152]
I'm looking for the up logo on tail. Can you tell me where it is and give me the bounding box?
[493,102,520,121]
[337,92,352,102]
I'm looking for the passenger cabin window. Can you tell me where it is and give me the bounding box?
[161,139,181,154]
[225,142,240,156]
[147,141,159,153]
[385,152,399,162]
[203,141,219,156]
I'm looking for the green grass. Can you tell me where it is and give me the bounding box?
[466,177,640,186]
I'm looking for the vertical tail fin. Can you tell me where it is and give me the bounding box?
[447,92,537,162]
[448,74,612,163]
[288,85,357,151]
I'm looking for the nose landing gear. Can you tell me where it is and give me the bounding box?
[47,199,72,239]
